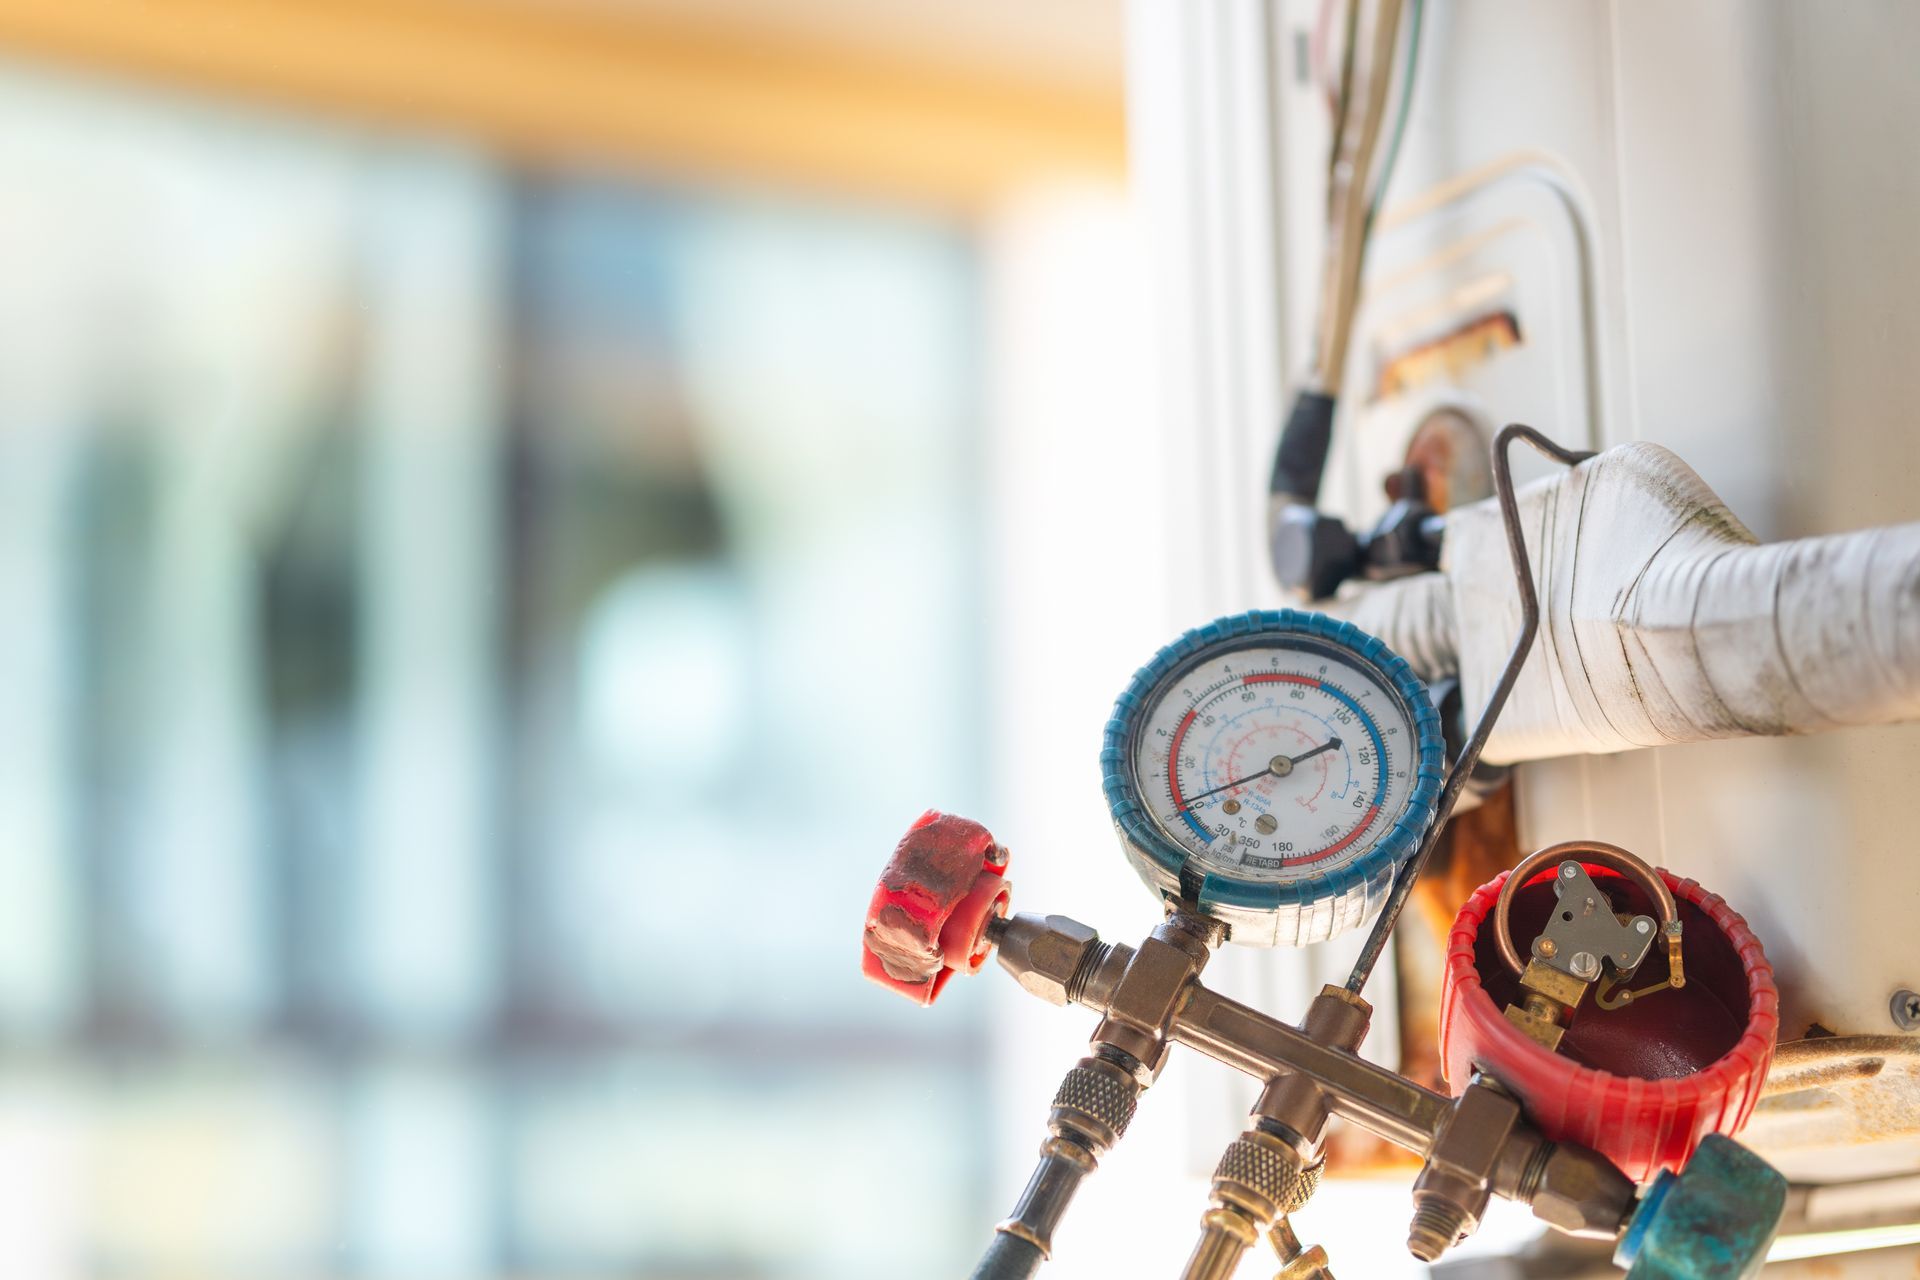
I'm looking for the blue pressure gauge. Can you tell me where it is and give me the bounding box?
[1102,611,1445,946]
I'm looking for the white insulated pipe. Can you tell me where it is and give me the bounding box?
[1339,442,1920,765]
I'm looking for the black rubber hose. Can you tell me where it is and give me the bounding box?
[1268,389,1339,505]
[968,1231,1045,1280]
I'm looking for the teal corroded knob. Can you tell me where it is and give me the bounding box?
[1616,1135,1786,1280]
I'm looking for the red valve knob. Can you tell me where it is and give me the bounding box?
[861,810,1010,1006]
[1438,862,1778,1182]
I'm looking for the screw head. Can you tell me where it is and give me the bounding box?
[1635,918,1652,933]
[1570,951,1600,981]
[1893,989,1920,1032]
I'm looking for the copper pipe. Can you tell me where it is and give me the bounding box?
[1490,841,1678,976]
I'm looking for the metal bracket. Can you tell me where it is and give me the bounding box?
[1534,862,1658,982]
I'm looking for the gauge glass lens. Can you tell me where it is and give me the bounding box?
[1129,639,1418,883]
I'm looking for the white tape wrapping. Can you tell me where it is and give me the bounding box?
[1338,442,1920,765]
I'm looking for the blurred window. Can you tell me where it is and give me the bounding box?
[0,70,987,1280]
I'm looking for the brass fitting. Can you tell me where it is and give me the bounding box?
[1089,912,1215,1081]
[1406,1078,1522,1262]
[1269,1218,1335,1280]
[1503,958,1590,1051]
[991,913,1104,1007]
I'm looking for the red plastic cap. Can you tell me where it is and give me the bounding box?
[1437,864,1778,1183]
[862,810,1010,1006]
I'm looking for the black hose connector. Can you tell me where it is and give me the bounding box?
[969,1230,1045,1280]
[966,1054,1143,1278]
[1270,505,1362,600]
[1268,389,1339,504]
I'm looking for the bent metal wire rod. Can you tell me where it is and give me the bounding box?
[1342,424,1593,995]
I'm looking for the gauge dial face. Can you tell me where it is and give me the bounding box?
[1129,638,1420,884]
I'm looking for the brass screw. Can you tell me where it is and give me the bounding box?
[1537,938,1558,959]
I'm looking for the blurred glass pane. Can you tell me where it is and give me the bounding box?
[510,1056,983,1278]
[0,66,989,1280]
[505,184,990,1276]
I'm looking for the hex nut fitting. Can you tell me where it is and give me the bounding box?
[994,913,1099,1006]
[1404,1078,1520,1262]
[1529,1143,1638,1239]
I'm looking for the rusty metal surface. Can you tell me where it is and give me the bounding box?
[1747,1035,1920,1176]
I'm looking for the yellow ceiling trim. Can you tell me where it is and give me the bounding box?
[0,0,1127,208]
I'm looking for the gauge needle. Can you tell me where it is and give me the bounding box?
[1176,738,1342,811]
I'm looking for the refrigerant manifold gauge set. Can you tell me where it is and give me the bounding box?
[858,430,1785,1280]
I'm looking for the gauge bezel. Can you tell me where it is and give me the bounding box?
[1100,609,1445,925]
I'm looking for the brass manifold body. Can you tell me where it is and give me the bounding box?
[977,904,1640,1280]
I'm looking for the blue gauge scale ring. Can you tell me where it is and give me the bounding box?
[1100,610,1446,947]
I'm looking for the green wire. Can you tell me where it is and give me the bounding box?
[1364,0,1424,235]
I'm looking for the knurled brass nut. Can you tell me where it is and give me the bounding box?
[1049,1063,1138,1148]
[1212,1134,1317,1219]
